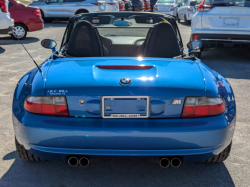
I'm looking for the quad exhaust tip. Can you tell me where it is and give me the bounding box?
[68,157,78,167]
[159,158,170,168]
[159,157,182,168]
[79,157,90,167]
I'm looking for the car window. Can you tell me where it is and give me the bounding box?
[8,1,14,8]
[206,0,250,7]
[189,0,202,6]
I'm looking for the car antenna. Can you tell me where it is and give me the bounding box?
[17,39,42,72]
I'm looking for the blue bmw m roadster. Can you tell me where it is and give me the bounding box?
[13,12,236,168]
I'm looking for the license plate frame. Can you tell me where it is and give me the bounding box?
[223,18,239,26]
[102,96,149,118]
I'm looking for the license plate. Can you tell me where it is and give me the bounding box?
[224,18,239,26]
[102,96,149,118]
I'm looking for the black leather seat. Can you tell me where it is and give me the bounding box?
[66,21,108,57]
[138,21,181,58]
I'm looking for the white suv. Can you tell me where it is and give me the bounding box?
[0,0,14,35]
[191,0,250,57]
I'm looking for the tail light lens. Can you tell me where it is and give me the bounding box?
[187,6,193,11]
[0,0,7,13]
[197,0,213,12]
[108,3,115,5]
[24,96,69,116]
[170,6,176,10]
[33,9,41,18]
[193,34,199,40]
[181,97,225,118]
[92,3,101,5]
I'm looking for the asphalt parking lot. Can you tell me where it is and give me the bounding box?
[0,21,250,187]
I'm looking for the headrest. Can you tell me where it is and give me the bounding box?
[66,21,103,57]
[143,21,181,58]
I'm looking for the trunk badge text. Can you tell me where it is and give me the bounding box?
[119,78,132,86]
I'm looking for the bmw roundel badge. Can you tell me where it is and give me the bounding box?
[119,78,132,86]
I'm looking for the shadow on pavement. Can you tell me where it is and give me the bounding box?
[0,46,5,54]
[0,37,39,45]
[177,22,191,27]
[0,151,235,187]
[200,48,250,80]
[44,22,68,28]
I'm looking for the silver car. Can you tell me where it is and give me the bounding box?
[29,0,107,21]
[153,0,178,17]
[176,0,202,24]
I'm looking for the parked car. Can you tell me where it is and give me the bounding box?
[105,0,119,11]
[0,0,14,35]
[143,0,150,11]
[28,0,107,22]
[153,0,178,17]
[176,0,202,24]
[131,0,144,11]
[191,0,250,58]
[119,0,132,10]
[13,12,236,168]
[8,0,43,40]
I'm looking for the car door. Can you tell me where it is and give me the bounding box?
[201,0,250,32]
[177,0,183,17]
[43,0,65,18]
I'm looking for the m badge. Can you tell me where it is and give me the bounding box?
[169,99,181,105]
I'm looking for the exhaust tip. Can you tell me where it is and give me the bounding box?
[171,158,181,168]
[159,158,170,168]
[68,157,78,167]
[79,157,89,167]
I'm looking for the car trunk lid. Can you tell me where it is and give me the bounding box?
[45,57,205,118]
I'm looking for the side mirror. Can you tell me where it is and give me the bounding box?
[41,39,57,52]
[187,40,202,54]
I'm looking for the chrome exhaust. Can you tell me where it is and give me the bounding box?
[68,157,78,167]
[79,157,89,167]
[171,158,181,168]
[159,158,170,168]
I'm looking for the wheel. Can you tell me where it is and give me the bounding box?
[15,137,43,161]
[184,15,189,25]
[205,142,232,163]
[192,51,201,58]
[177,14,180,23]
[11,23,27,40]
[75,10,88,15]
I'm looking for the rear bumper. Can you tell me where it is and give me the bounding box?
[0,25,14,35]
[190,33,250,50]
[154,10,177,17]
[13,112,236,163]
[26,19,44,32]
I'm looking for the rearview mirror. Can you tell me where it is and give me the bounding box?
[187,40,202,50]
[41,39,57,52]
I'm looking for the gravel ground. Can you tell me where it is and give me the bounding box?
[0,21,250,187]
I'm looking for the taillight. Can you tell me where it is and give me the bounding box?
[187,6,193,11]
[92,3,101,5]
[193,34,199,40]
[24,96,69,116]
[197,0,213,12]
[108,3,115,5]
[137,1,142,4]
[97,65,153,70]
[181,97,225,118]
[0,0,7,13]
[170,6,176,10]
[33,9,41,18]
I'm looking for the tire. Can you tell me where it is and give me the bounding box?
[205,142,232,163]
[192,51,201,58]
[15,137,43,161]
[177,14,180,23]
[75,10,88,15]
[11,23,27,40]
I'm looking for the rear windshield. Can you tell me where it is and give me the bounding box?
[205,0,250,7]
[190,0,202,6]
[157,0,175,3]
